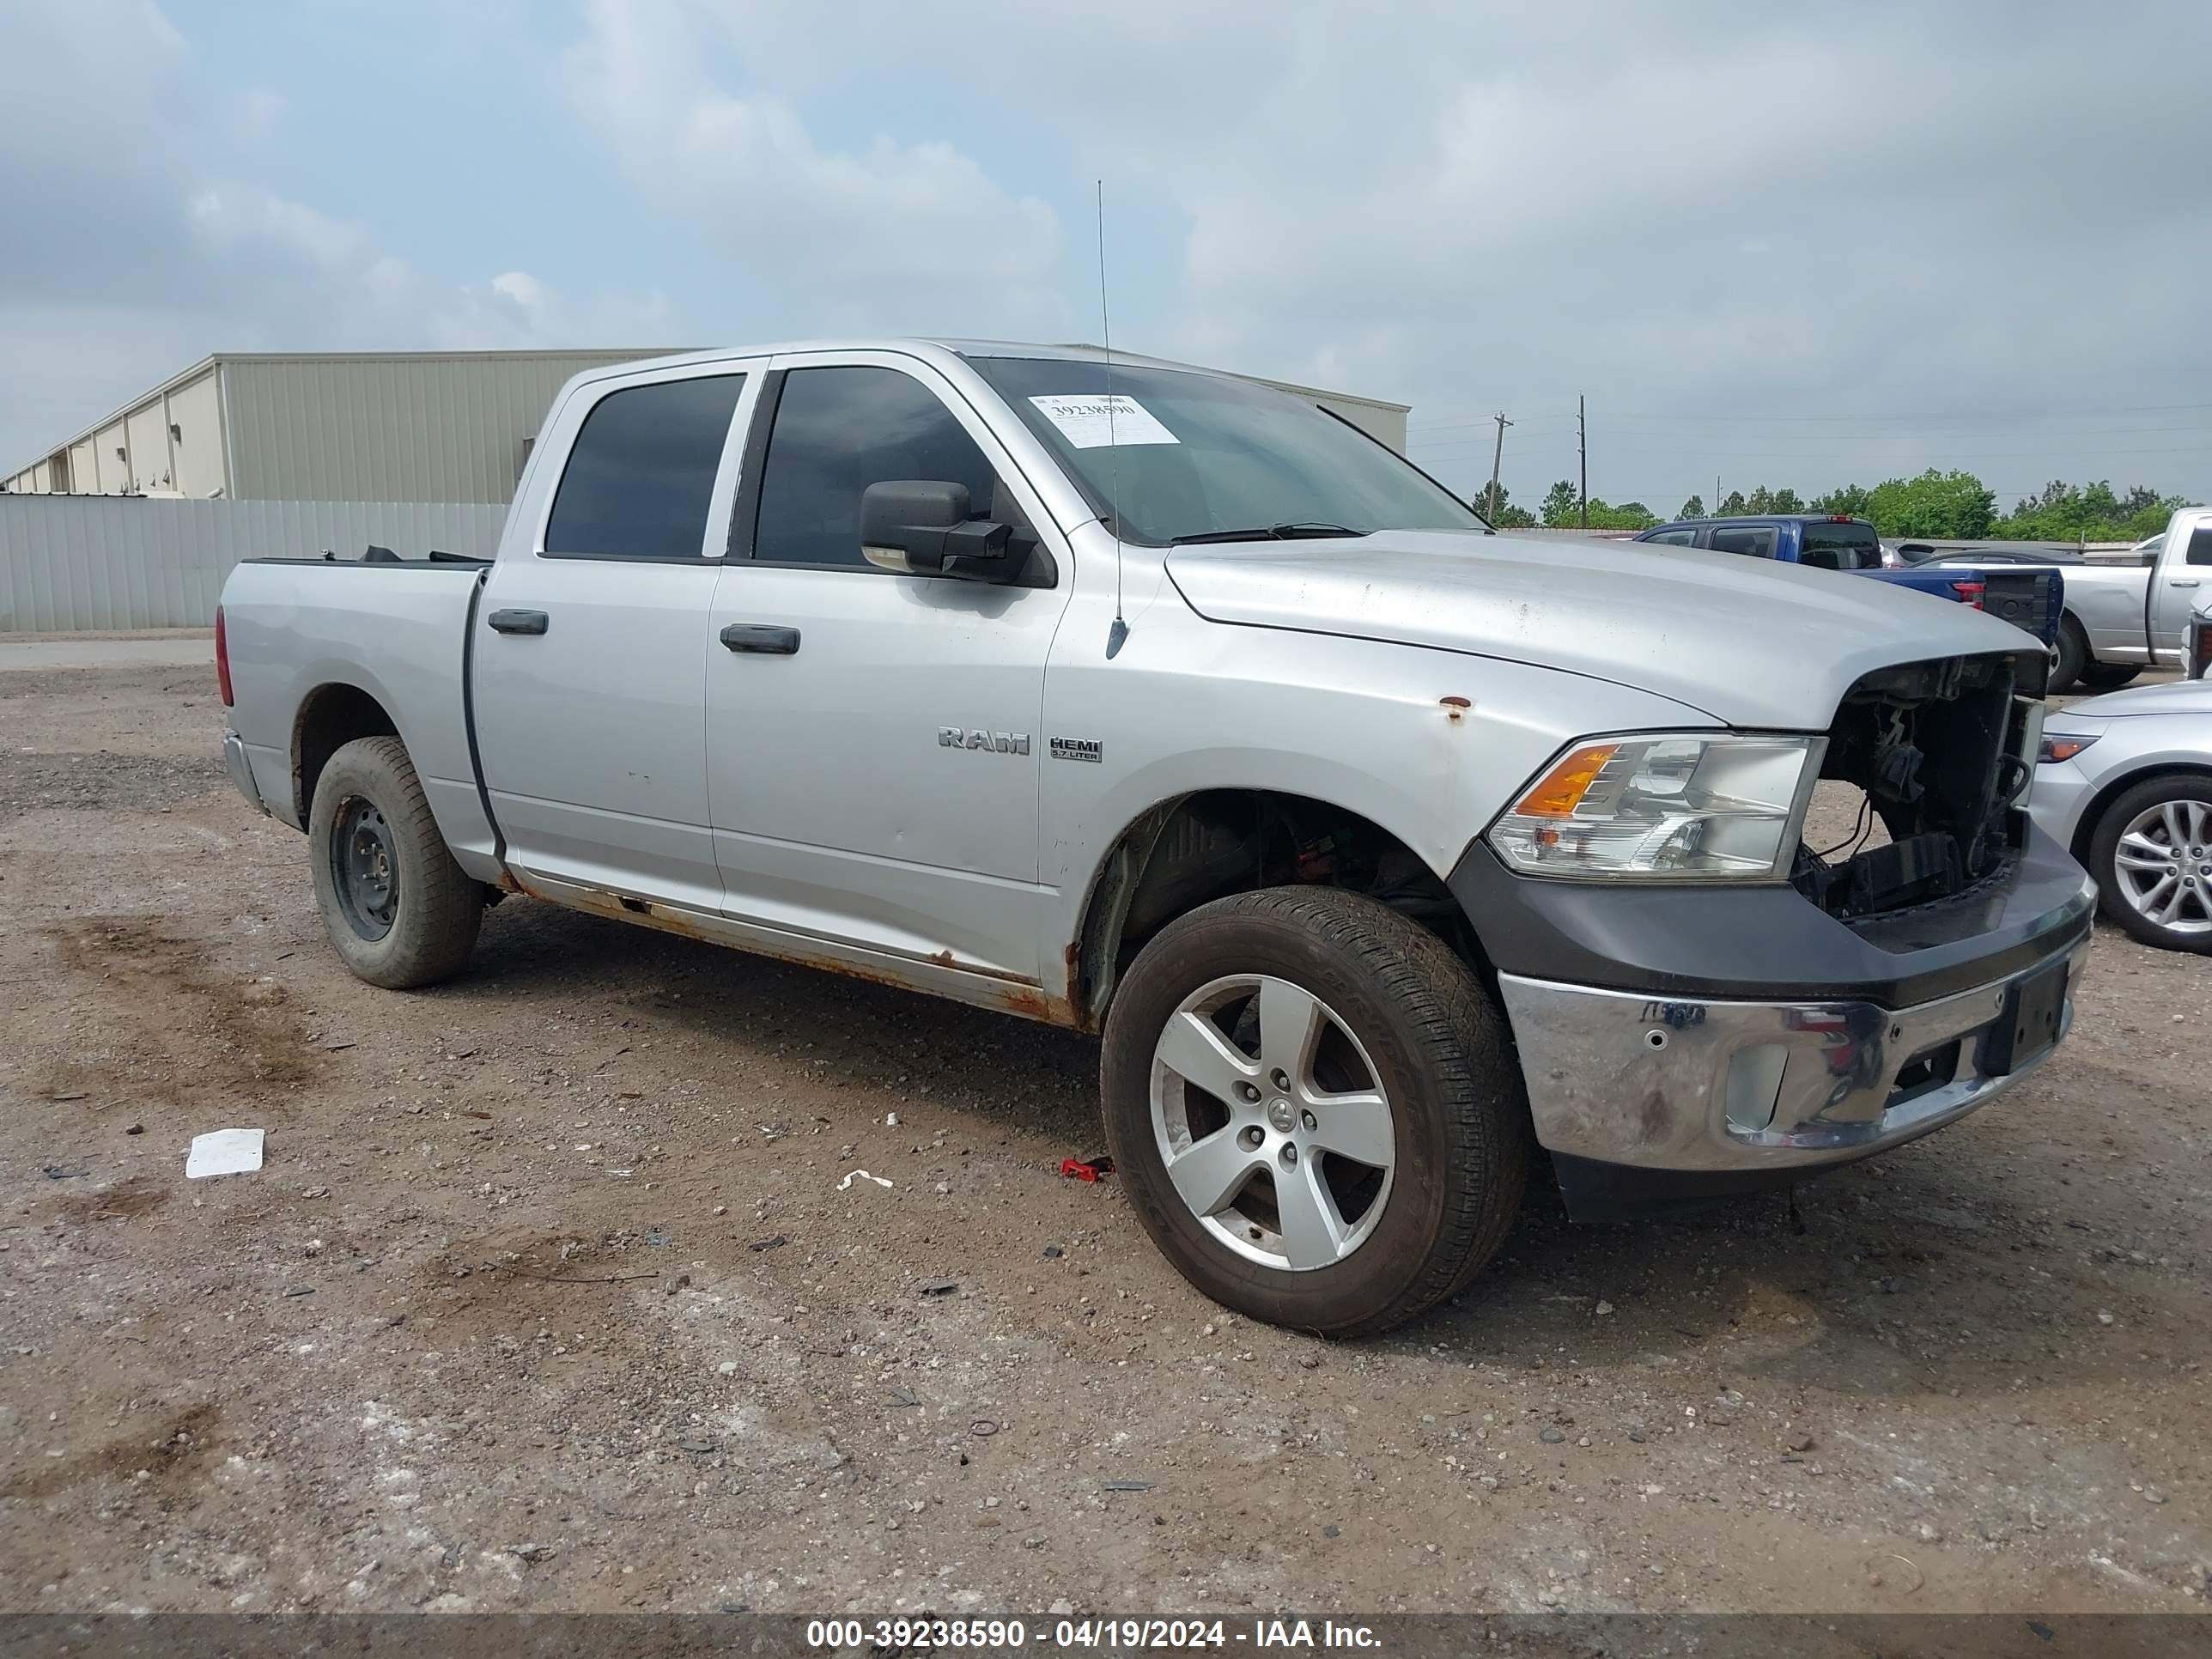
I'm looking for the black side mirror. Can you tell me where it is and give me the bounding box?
[860,480,1021,580]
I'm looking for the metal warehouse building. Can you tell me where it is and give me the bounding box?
[3,349,682,503]
[6,348,1409,505]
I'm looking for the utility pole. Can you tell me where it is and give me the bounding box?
[1486,412,1511,522]
[1577,394,1588,530]
[1714,473,1722,517]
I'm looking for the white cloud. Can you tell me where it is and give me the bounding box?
[565,0,1066,333]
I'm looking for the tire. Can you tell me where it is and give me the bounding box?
[307,735,483,988]
[2085,772,2212,954]
[2078,662,2142,690]
[2051,616,2088,695]
[1100,887,1530,1338]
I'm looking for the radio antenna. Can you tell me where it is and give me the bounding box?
[1098,179,1128,659]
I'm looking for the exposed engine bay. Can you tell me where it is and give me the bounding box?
[1793,652,2044,921]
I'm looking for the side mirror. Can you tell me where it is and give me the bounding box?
[860,480,1018,580]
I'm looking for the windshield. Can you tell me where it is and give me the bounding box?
[964,356,1485,545]
[1798,520,1881,571]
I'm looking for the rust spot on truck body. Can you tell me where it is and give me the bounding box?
[503,875,1080,1028]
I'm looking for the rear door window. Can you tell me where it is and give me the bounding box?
[544,374,746,560]
[1645,528,1698,546]
[1710,526,1778,557]
[1799,521,1881,571]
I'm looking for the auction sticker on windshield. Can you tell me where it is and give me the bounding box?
[1030,394,1180,448]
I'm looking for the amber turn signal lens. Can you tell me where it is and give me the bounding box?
[1513,743,1619,818]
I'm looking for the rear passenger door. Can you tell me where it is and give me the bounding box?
[702,350,1072,984]
[472,362,763,910]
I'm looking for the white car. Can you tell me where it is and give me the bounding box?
[2033,678,2212,952]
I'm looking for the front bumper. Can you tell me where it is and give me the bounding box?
[1498,933,2089,1213]
[222,731,268,816]
[1451,823,2098,1218]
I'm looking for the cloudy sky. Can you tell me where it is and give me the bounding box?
[5,0,2209,513]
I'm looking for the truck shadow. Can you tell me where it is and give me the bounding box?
[464,899,2202,1402]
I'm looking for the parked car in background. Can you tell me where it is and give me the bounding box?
[216,338,2091,1336]
[1635,514,2064,647]
[2033,678,2212,953]
[1899,507,2212,692]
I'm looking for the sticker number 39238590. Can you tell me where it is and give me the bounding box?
[1029,394,1180,449]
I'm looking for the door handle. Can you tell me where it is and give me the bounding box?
[2172,578,2201,588]
[720,623,800,655]
[488,609,550,635]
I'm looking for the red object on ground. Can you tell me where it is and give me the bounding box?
[1060,1156,1115,1182]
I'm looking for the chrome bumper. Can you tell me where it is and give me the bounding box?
[222,731,267,816]
[1497,936,2092,1173]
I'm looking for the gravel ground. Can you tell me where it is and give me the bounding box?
[1,660,2207,1618]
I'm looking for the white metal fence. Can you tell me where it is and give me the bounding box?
[0,496,507,632]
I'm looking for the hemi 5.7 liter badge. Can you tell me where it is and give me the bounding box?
[1050,737,1103,763]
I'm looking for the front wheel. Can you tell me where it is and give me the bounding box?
[2051,617,2088,694]
[308,735,483,988]
[2078,662,2142,690]
[2087,774,2212,953]
[1100,888,1529,1337]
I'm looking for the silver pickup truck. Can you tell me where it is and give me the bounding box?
[1898,507,2212,690]
[217,338,2094,1335]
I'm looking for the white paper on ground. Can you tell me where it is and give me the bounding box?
[1029,394,1180,449]
[186,1127,264,1179]
[836,1168,894,1191]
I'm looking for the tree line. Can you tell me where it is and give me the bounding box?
[1481,471,2193,542]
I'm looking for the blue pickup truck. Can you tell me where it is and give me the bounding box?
[1635,514,2063,646]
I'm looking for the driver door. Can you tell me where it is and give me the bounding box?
[702,351,1073,983]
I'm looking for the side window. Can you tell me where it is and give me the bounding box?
[544,374,745,559]
[1710,526,1778,557]
[752,367,1000,569]
[1646,528,1698,546]
[2187,526,2212,566]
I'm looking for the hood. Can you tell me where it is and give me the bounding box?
[2047,678,2212,724]
[1166,530,2043,728]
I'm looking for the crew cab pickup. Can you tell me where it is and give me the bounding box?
[1896,506,2212,691]
[1636,514,2066,649]
[217,339,2094,1337]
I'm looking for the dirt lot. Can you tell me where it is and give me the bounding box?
[2,658,2207,1618]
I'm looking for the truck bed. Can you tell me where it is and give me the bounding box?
[220,555,499,870]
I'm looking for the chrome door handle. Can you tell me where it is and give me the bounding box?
[2171,578,2201,588]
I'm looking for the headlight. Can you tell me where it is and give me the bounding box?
[1487,732,1824,881]
[2038,733,2098,764]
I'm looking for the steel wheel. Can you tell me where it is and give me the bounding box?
[1149,973,1396,1271]
[2112,796,2212,936]
[330,794,399,941]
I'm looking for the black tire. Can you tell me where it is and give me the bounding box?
[2051,616,2088,695]
[2078,662,2142,690]
[2086,773,2212,954]
[307,735,483,988]
[1100,887,1529,1338]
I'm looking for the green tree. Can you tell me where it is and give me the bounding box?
[1477,483,1538,528]
[1813,483,1874,518]
[1995,479,2188,543]
[1540,479,1581,526]
[1864,469,1996,538]
[1769,486,1804,514]
[1676,493,1705,520]
[1719,489,1747,515]
[1570,497,1658,531]
[1745,485,1775,514]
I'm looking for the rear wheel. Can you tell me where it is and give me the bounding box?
[2051,617,2088,694]
[2087,773,2212,953]
[308,736,483,988]
[2078,662,2142,690]
[1101,887,1529,1337]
